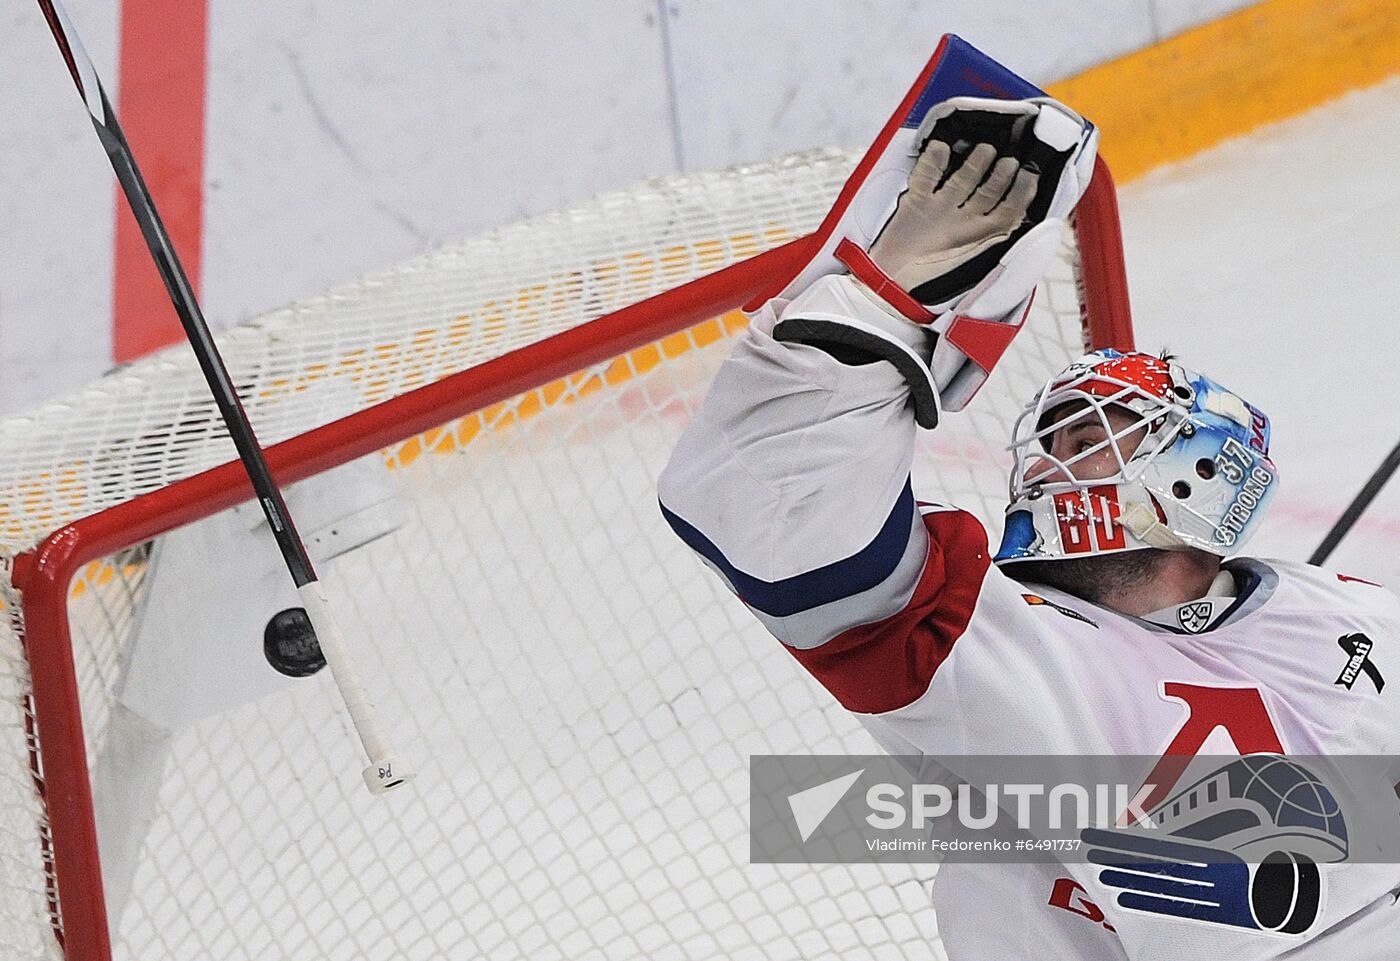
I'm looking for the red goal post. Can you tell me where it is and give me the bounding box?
[6,154,1131,961]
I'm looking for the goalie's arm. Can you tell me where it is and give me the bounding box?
[659,281,931,650]
[658,281,1002,715]
[660,108,1095,714]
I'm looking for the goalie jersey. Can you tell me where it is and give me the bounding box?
[657,282,1400,960]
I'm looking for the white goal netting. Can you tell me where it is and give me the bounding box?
[0,148,1122,961]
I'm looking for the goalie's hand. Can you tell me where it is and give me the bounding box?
[773,95,1097,426]
[868,140,1039,306]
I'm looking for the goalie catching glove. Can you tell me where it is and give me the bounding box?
[774,96,1098,426]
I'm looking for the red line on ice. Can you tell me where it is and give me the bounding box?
[112,0,209,362]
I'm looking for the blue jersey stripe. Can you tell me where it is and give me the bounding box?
[659,479,916,618]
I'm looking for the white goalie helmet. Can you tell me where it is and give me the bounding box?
[994,349,1279,566]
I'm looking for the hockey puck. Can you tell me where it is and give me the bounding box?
[263,607,326,677]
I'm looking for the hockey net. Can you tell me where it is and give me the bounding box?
[0,148,1130,961]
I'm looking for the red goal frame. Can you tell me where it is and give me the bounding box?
[9,157,1131,961]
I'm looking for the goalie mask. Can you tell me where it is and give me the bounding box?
[994,350,1278,565]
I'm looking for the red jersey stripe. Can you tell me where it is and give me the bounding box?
[785,508,991,713]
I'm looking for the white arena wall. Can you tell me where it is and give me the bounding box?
[1,0,1262,415]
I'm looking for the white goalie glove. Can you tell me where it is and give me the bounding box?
[774,96,1098,425]
[866,138,1040,307]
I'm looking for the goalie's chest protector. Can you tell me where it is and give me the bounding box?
[876,554,1400,759]
[854,551,1400,960]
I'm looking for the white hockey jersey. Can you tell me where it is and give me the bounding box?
[658,277,1400,960]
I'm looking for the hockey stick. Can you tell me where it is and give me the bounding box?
[36,0,409,795]
[1308,438,1400,567]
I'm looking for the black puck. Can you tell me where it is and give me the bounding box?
[263,607,326,677]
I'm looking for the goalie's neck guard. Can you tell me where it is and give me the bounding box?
[994,350,1279,566]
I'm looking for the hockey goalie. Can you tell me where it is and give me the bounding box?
[657,94,1400,958]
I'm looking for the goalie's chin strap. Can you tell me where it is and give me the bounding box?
[1119,502,1188,550]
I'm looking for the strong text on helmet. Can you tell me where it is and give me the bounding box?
[1212,438,1274,546]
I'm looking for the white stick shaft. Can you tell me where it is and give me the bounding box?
[298,582,409,793]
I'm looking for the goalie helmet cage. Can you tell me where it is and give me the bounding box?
[2,152,1130,961]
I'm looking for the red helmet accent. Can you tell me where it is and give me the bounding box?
[1049,352,1173,401]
